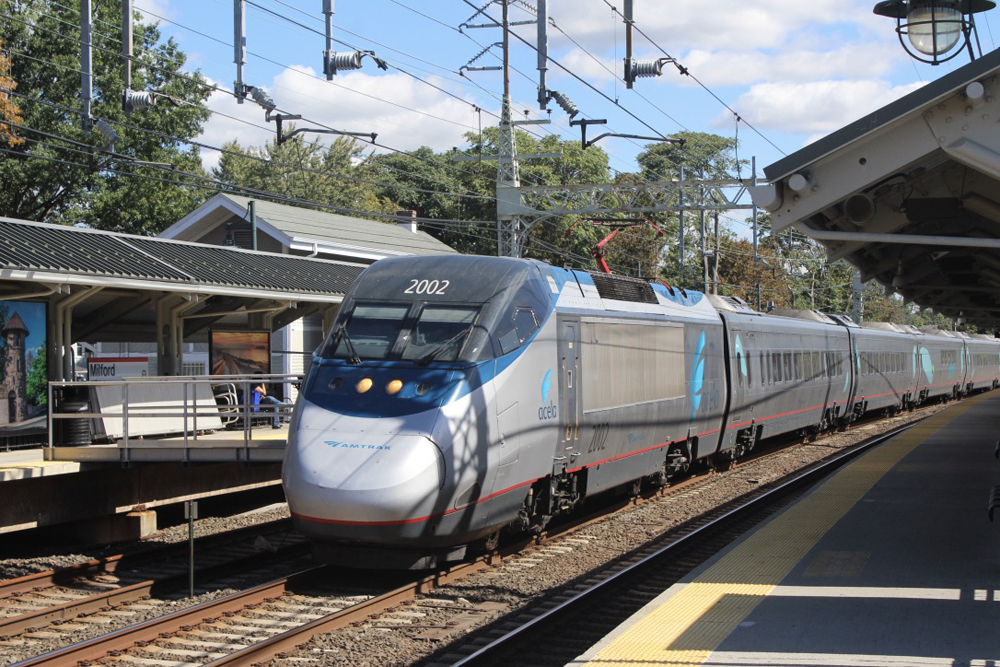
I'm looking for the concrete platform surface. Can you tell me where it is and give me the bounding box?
[575,391,1000,667]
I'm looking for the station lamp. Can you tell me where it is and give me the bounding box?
[873,0,996,65]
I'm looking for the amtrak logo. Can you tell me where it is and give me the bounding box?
[539,369,558,421]
[324,440,391,451]
[690,331,706,421]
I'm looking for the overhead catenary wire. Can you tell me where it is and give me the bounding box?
[7,1,759,270]
[598,0,786,157]
[1,9,520,199]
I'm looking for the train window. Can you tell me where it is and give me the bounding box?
[324,303,411,361]
[772,352,781,382]
[736,352,743,387]
[784,353,793,381]
[513,308,538,342]
[748,351,754,387]
[401,305,480,362]
[803,353,812,380]
[497,307,538,355]
[795,353,802,380]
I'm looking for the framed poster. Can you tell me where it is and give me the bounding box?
[209,330,271,376]
[0,301,48,435]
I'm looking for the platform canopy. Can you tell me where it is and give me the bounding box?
[751,48,1000,328]
[0,216,365,378]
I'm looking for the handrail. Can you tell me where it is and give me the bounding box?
[47,374,304,462]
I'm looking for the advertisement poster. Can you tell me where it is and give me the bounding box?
[210,330,271,376]
[0,301,48,438]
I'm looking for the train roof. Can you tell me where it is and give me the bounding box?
[766,308,840,325]
[553,269,721,322]
[859,321,907,333]
[919,327,959,338]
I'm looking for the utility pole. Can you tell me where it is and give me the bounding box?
[700,169,707,293]
[852,269,864,322]
[496,0,524,257]
[80,0,93,131]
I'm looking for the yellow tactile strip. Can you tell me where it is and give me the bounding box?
[585,393,989,666]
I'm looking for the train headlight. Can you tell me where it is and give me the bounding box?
[356,378,373,393]
[416,382,430,396]
[386,379,403,395]
[329,377,343,390]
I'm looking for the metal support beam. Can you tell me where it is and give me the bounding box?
[234,0,247,101]
[795,223,1000,248]
[537,0,548,109]
[322,0,335,81]
[80,0,93,131]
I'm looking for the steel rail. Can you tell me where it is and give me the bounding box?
[0,519,301,638]
[448,422,915,665]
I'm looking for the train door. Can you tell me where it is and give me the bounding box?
[558,320,580,469]
[731,329,748,415]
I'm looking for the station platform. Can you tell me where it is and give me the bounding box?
[0,426,288,540]
[575,390,1000,667]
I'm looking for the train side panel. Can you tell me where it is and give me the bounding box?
[849,324,918,416]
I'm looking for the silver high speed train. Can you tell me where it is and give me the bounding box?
[282,255,999,568]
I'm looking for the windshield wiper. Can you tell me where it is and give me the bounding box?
[418,329,471,366]
[336,324,362,365]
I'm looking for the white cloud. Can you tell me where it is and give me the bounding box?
[545,0,872,53]
[133,0,175,23]
[678,42,905,87]
[197,68,479,171]
[723,79,926,137]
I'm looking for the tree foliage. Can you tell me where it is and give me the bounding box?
[1,0,211,232]
[26,345,47,406]
[0,23,24,148]
[214,133,397,216]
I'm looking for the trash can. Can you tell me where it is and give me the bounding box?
[56,387,91,446]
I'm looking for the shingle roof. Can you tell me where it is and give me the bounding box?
[0,217,363,297]
[221,195,456,257]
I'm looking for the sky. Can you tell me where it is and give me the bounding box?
[131,0,1000,225]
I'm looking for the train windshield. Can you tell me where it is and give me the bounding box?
[324,302,481,363]
[400,306,479,363]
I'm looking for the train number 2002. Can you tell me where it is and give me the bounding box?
[404,279,450,295]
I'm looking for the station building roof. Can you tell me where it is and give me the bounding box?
[160,194,456,263]
[751,48,1000,328]
[0,216,363,301]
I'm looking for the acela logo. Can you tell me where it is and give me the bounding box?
[538,369,558,420]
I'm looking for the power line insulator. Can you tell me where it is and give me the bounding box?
[93,119,118,150]
[548,90,578,118]
[630,59,665,78]
[248,86,276,113]
[330,51,364,71]
[124,90,156,112]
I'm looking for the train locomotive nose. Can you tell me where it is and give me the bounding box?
[282,417,447,543]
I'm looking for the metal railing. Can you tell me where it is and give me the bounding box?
[47,374,303,464]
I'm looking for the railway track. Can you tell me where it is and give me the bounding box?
[431,423,912,666]
[0,520,307,658]
[2,403,947,666]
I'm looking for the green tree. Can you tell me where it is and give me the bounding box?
[213,133,396,216]
[1,0,211,232]
[368,128,613,263]
[26,345,46,406]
